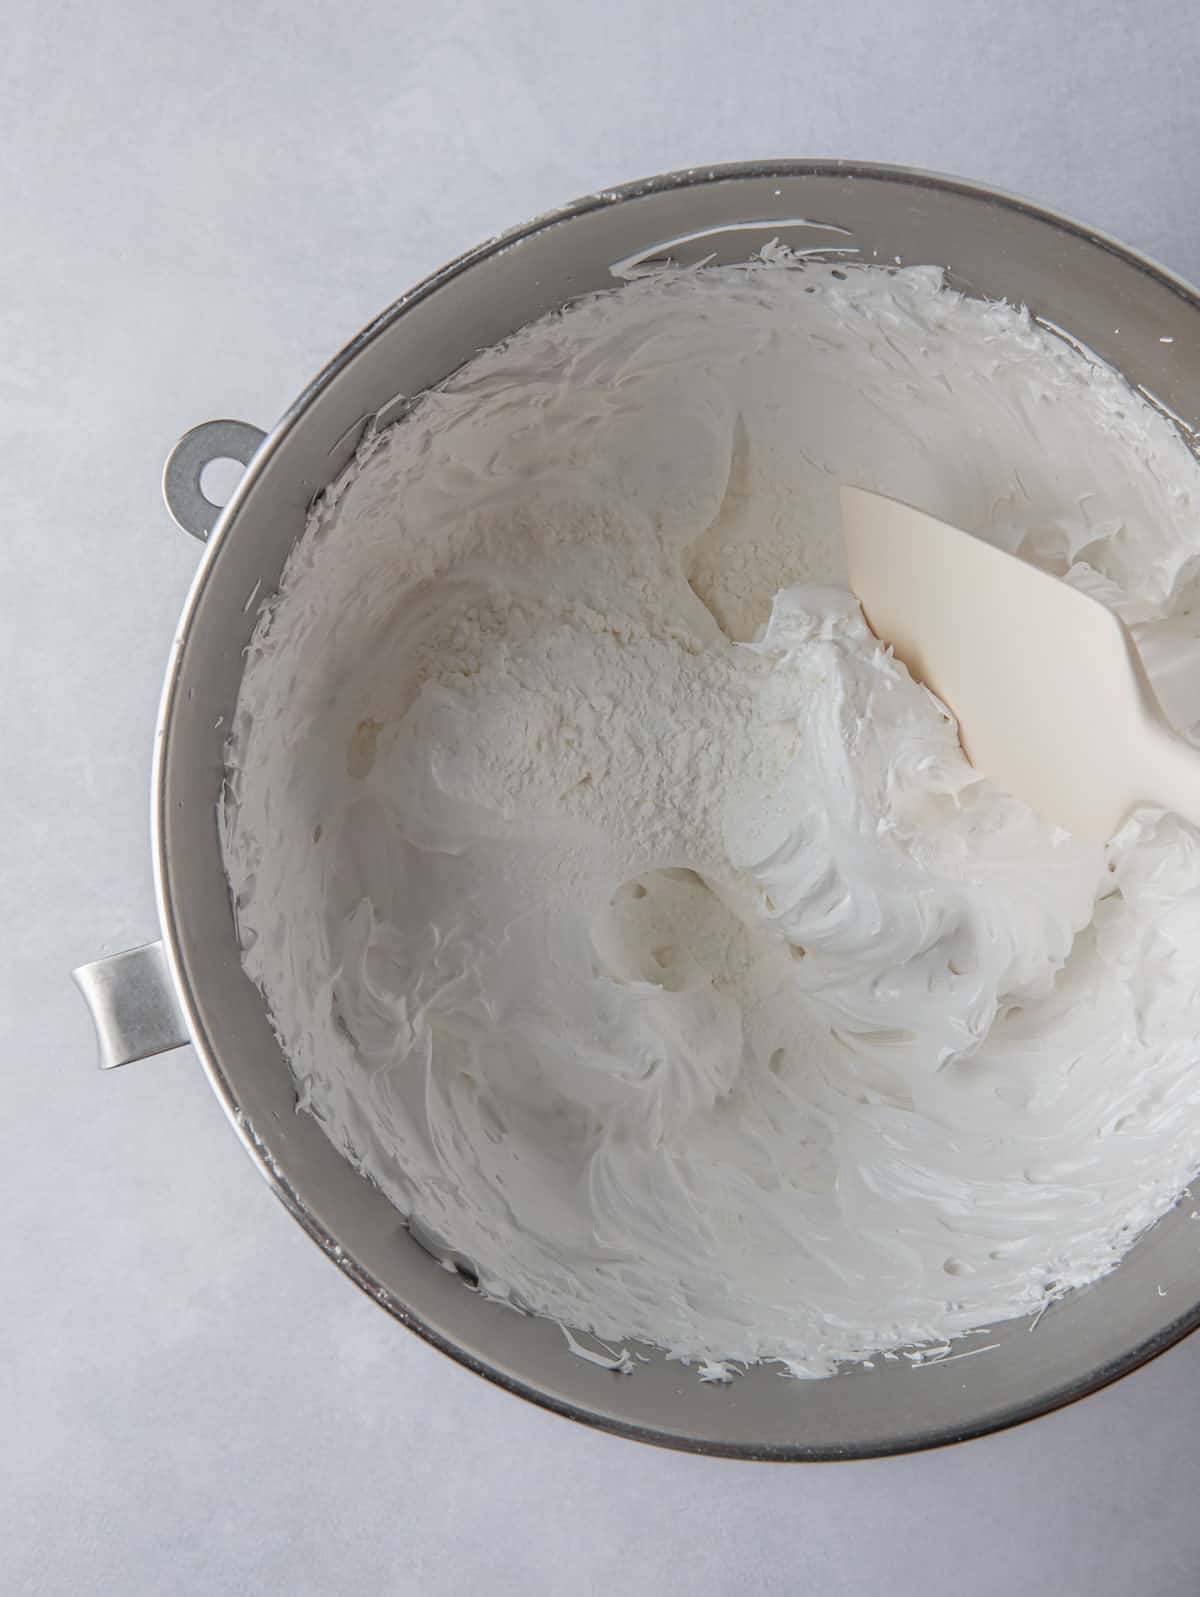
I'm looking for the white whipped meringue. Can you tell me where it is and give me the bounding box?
[222,262,1200,1374]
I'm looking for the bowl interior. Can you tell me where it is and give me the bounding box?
[158,163,1200,1459]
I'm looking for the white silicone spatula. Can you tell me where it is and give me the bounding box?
[840,486,1200,844]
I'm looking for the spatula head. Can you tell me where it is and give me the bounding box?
[840,487,1172,845]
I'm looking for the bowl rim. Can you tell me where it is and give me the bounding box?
[152,158,1200,1461]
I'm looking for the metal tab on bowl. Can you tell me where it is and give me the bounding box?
[72,941,190,1069]
[162,419,267,543]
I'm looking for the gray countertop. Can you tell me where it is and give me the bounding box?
[6,2,1200,1591]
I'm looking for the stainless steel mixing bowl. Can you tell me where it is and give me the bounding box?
[74,161,1200,1460]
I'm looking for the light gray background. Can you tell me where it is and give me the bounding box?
[6,1,1200,1592]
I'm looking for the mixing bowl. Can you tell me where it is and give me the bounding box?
[74,161,1200,1460]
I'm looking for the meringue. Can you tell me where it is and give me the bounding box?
[222,262,1200,1373]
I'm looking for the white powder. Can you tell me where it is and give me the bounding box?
[222,262,1200,1375]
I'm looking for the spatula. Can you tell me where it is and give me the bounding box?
[839,486,1200,845]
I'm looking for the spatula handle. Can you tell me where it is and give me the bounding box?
[1143,721,1200,835]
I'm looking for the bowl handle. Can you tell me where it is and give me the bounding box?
[72,942,190,1069]
[162,419,267,542]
